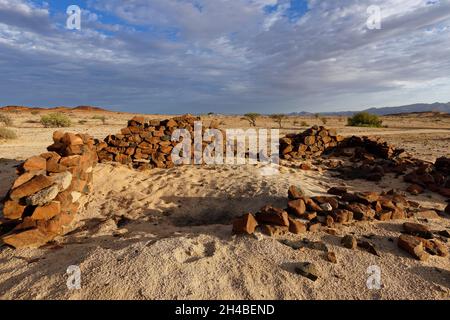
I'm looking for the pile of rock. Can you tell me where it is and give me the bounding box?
[233,185,448,261]
[404,157,450,198]
[1,131,98,248]
[280,126,344,160]
[96,115,220,170]
[233,186,419,236]
[335,136,407,160]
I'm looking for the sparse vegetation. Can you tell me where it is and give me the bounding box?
[40,113,72,128]
[301,121,309,127]
[31,110,40,115]
[241,113,260,127]
[320,117,328,125]
[270,114,287,128]
[0,113,13,126]
[92,115,107,124]
[347,112,383,128]
[0,127,17,140]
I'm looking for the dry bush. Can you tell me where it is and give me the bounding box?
[0,127,17,140]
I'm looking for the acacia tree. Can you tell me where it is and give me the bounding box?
[270,114,287,129]
[242,113,260,127]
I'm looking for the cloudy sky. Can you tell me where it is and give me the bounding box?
[0,0,449,114]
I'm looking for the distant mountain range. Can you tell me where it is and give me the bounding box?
[289,102,450,116]
[0,105,108,113]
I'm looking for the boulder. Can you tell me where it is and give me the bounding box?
[287,199,306,217]
[288,186,304,200]
[2,228,55,249]
[288,218,307,235]
[22,156,47,172]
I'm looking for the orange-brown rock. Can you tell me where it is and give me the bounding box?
[2,229,56,249]
[3,200,26,220]
[22,156,47,172]
[287,199,306,217]
[232,213,258,235]
[9,175,54,201]
[398,235,429,261]
[288,218,307,234]
[256,206,289,227]
[31,201,61,221]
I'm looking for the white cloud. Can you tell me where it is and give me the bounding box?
[0,0,449,113]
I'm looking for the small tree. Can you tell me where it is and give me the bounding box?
[270,114,287,128]
[347,112,383,128]
[241,113,260,127]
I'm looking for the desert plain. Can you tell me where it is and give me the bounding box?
[0,109,449,300]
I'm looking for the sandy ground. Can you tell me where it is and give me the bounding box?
[0,111,449,300]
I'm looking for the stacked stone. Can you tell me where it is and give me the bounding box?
[96,115,220,170]
[1,131,98,248]
[404,157,450,198]
[280,126,344,160]
[335,136,406,160]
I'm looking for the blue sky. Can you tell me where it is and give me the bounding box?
[0,0,450,114]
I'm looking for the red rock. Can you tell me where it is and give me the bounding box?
[3,200,26,220]
[232,213,258,235]
[287,199,306,217]
[391,208,406,220]
[22,156,47,172]
[326,252,338,264]
[53,130,64,142]
[341,235,357,249]
[415,210,440,220]
[59,155,81,167]
[313,196,339,210]
[332,209,353,224]
[305,198,322,212]
[288,218,307,235]
[377,211,392,221]
[31,201,61,221]
[346,203,375,221]
[327,187,348,196]
[309,223,321,232]
[326,215,334,227]
[288,185,304,200]
[261,225,288,237]
[62,133,84,146]
[10,175,54,201]
[355,192,379,204]
[11,171,44,190]
[2,228,55,249]
[256,206,289,227]
[398,235,429,261]
[403,222,433,239]
[407,184,424,195]
[422,239,448,257]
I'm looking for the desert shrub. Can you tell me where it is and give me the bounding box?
[31,110,40,115]
[301,121,309,127]
[320,117,328,125]
[92,115,107,124]
[0,113,13,126]
[0,127,17,140]
[347,112,383,128]
[40,113,72,128]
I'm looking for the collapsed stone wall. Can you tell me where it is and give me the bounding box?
[233,185,449,261]
[95,114,222,170]
[1,131,97,248]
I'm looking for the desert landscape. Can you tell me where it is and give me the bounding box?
[0,107,449,300]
